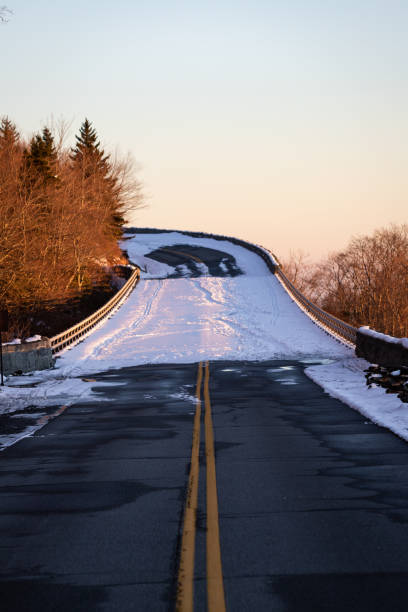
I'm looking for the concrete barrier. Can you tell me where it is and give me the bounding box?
[2,339,54,375]
[356,327,408,368]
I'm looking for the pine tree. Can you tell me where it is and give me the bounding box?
[71,118,110,177]
[71,119,124,236]
[23,126,58,184]
[0,116,20,152]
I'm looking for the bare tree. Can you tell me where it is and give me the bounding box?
[292,225,408,336]
[281,249,312,294]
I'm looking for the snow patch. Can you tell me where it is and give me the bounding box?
[359,326,407,346]
[129,254,174,279]
[305,358,408,442]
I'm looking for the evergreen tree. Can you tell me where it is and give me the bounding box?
[71,118,110,177]
[23,126,58,184]
[71,119,124,235]
[0,116,20,152]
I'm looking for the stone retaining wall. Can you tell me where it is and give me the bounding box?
[1,339,54,375]
[356,328,408,368]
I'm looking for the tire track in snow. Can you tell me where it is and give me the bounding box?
[192,277,226,307]
[75,280,164,363]
[192,275,291,357]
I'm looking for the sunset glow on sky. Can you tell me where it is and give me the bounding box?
[2,0,407,258]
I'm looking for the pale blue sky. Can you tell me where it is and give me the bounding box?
[2,0,407,257]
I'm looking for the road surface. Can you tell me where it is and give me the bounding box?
[1,241,408,611]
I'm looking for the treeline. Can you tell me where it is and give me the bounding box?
[0,116,142,338]
[282,224,408,337]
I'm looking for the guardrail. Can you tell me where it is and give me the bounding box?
[235,239,358,345]
[50,267,140,354]
[240,240,357,346]
[274,265,357,345]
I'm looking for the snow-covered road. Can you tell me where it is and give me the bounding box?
[54,231,348,376]
[56,275,348,377]
[1,230,407,446]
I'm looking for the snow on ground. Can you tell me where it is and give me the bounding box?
[305,358,408,442]
[128,253,174,279]
[53,232,349,376]
[1,230,406,446]
[0,375,102,417]
[52,277,349,376]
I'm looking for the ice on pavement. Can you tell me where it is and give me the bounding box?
[1,231,407,446]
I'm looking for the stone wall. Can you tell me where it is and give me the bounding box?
[1,339,54,375]
[356,327,408,368]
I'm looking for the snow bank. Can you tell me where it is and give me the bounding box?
[25,335,42,343]
[0,376,97,417]
[359,326,404,346]
[2,335,42,347]
[305,358,408,442]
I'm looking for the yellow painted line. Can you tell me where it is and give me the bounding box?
[204,362,226,612]
[176,362,203,612]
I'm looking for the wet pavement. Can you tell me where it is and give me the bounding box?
[145,243,243,278]
[1,360,408,611]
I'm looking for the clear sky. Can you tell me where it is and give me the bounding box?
[1,0,407,258]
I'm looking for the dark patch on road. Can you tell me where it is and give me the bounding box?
[0,480,160,516]
[145,244,243,277]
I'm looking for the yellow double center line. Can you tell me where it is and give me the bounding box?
[176,361,226,612]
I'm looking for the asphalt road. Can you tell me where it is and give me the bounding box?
[2,361,408,611]
[1,243,408,611]
[144,243,243,278]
